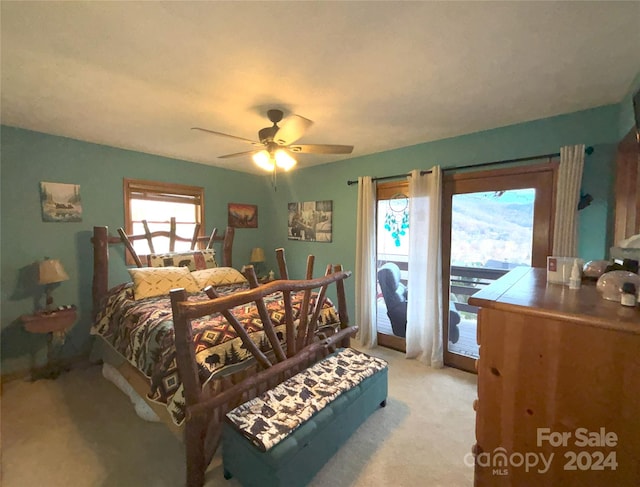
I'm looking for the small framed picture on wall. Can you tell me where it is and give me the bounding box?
[288,200,332,242]
[40,181,82,222]
[228,203,258,228]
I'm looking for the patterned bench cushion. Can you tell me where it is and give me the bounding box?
[225,348,388,452]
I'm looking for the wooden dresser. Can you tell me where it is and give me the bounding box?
[469,267,640,486]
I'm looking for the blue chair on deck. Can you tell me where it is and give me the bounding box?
[377,262,460,342]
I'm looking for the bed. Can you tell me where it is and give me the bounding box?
[90,222,356,486]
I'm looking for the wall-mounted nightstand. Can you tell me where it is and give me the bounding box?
[20,305,77,380]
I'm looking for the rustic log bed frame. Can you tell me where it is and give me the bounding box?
[91,223,357,487]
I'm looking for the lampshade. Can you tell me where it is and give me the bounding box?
[252,149,297,172]
[252,150,275,172]
[274,149,297,171]
[39,259,69,285]
[250,247,265,263]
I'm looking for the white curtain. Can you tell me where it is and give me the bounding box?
[355,176,377,348]
[406,167,443,367]
[552,144,585,257]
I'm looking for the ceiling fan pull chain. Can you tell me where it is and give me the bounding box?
[272,165,278,191]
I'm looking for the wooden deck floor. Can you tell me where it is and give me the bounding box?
[376,300,479,360]
[447,319,479,359]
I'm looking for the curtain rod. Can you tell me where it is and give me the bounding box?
[346,146,594,186]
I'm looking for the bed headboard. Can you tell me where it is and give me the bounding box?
[91,222,235,318]
[116,217,234,268]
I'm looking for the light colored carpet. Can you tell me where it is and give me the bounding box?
[1,346,477,486]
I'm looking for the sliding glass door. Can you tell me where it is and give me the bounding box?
[373,162,556,366]
[442,163,556,372]
[375,182,409,352]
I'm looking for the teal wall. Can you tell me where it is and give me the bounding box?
[0,96,630,375]
[261,104,621,314]
[1,127,272,374]
[617,69,640,139]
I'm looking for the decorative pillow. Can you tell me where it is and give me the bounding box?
[191,267,247,288]
[128,266,200,300]
[147,249,217,271]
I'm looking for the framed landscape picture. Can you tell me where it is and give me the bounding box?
[228,203,258,228]
[288,200,332,242]
[40,181,82,222]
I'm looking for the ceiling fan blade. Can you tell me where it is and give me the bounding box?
[288,144,354,155]
[274,115,313,145]
[191,127,260,145]
[218,149,262,159]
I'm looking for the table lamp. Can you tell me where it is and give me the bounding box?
[39,258,69,311]
[250,247,265,277]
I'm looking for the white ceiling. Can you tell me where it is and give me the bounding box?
[2,1,639,174]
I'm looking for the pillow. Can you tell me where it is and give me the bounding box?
[147,249,217,271]
[191,267,247,289]
[128,266,200,300]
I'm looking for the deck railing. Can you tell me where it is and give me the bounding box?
[376,257,513,315]
[450,265,511,315]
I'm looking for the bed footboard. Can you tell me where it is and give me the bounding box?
[170,255,356,487]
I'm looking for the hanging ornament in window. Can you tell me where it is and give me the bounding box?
[384,193,409,247]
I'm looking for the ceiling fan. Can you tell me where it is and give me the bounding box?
[192,109,354,172]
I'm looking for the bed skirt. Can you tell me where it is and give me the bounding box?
[90,337,183,438]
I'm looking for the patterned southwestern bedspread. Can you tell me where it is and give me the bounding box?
[91,282,340,425]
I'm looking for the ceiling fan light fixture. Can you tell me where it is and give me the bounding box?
[274,149,296,171]
[194,108,353,171]
[252,150,275,171]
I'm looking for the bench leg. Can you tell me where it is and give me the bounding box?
[380,399,387,408]
[223,469,233,480]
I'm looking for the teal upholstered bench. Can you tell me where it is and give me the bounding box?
[222,348,388,487]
